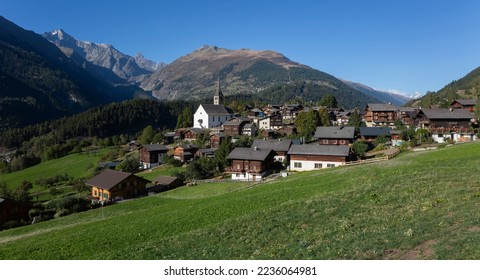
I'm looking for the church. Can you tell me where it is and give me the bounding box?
[193,80,234,128]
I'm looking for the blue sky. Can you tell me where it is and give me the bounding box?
[2,0,480,97]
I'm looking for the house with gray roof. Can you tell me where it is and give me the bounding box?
[364,103,398,127]
[359,127,392,143]
[139,144,169,169]
[416,108,476,143]
[314,126,356,145]
[86,169,150,201]
[252,139,292,162]
[450,99,476,112]
[226,147,275,181]
[288,144,352,171]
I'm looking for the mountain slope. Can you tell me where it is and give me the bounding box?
[43,29,163,83]
[342,80,412,106]
[0,16,114,130]
[140,45,379,107]
[407,66,480,108]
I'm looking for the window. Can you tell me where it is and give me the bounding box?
[237,164,241,169]
[314,163,322,169]
[94,190,97,196]
[294,162,302,168]
[340,140,346,144]
[327,164,335,168]
[103,193,109,199]
[323,139,328,144]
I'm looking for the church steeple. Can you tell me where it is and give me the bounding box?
[213,78,224,105]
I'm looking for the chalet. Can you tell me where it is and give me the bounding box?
[390,129,403,147]
[184,128,207,142]
[399,107,418,126]
[364,103,398,127]
[173,144,198,163]
[261,129,277,139]
[252,139,292,162]
[147,176,184,194]
[0,197,32,228]
[450,99,476,112]
[247,108,265,118]
[193,81,235,128]
[277,125,297,136]
[223,118,250,136]
[358,127,392,143]
[242,123,257,137]
[288,144,351,171]
[258,117,271,130]
[210,132,226,148]
[281,104,303,121]
[416,108,476,143]
[314,126,356,145]
[196,148,217,158]
[139,144,169,169]
[163,132,176,144]
[226,147,275,181]
[86,169,150,201]
[334,111,351,126]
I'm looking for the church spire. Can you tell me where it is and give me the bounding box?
[213,77,224,105]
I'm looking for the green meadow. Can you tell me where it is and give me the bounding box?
[1,142,480,259]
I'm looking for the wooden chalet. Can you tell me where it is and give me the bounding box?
[450,99,476,112]
[173,144,198,163]
[364,103,398,127]
[277,125,297,136]
[288,144,352,171]
[184,128,207,142]
[314,126,356,145]
[252,139,292,162]
[139,144,169,169]
[210,132,226,148]
[223,118,250,136]
[416,108,476,143]
[86,169,150,201]
[242,123,256,137]
[0,197,32,228]
[147,176,184,194]
[226,147,275,181]
[399,107,418,126]
[358,127,392,143]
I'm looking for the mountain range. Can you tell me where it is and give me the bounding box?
[0,15,421,131]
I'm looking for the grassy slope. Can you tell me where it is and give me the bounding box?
[1,143,480,259]
[1,150,108,200]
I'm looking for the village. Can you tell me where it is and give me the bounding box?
[2,80,479,229]
[85,82,478,203]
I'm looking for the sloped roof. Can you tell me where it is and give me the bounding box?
[367,103,398,111]
[288,144,350,157]
[154,176,181,186]
[314,126,355,139]
[142,144,168,152]
[85,169,149,190]
[359,127,392,137]
[200,104,234,115]
[252,139,292,152]
[226,147,273,161]
[420,109,474,120]
[452,99,476,106]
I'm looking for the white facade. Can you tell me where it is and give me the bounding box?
[259,117,271,130]
[290,160,345,171]
[193,105,233,129]
[431,132,476,143]
[230,172,263,182]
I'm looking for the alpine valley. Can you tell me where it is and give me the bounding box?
[1,15,411,131]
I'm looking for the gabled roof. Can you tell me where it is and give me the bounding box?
[419,109,475,120]
[359,127,392,137]
[451,99,476,106]
[85,169,149,191]
[142,144,169,152]
[314,126,355,139]
[367,103,398,111]
[288,144,350,157]
[187,128,206,134]
[154,176,182,186]
[226,147,273,161]
[252,139,292,152]
[199,104,234,115]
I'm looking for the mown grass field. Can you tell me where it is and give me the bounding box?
[1,142,480,259]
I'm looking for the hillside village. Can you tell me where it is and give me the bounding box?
[2,78,479,229]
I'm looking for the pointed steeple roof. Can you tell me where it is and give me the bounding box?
[215,77,223,97]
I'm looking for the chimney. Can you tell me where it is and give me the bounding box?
[254,147,258,151]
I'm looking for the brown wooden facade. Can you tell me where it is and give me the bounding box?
[89,175,149,201]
